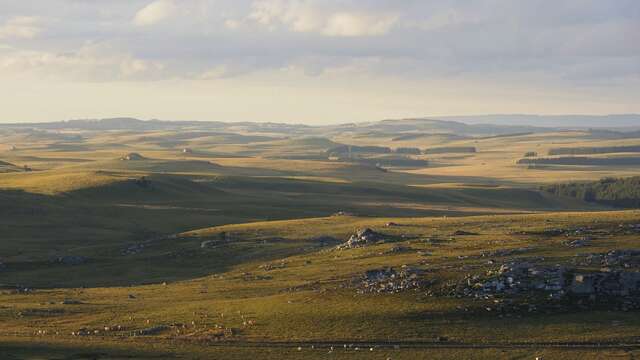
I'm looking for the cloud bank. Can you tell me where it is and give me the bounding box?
[0,0,638,122]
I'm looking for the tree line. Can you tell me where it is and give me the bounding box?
[542,176,640,208]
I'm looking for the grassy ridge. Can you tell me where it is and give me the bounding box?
[2,211,640,359]
[0,171,592,288]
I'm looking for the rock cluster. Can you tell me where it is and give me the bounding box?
[55,256,88,266]
[259,260,287,271]
[523,227,593,237]
[564,237,591,248]
[456,262,567,299]
[570,271,640,298]
[337,228,384,249]
[574,249,640,268]
[122,243,145,255]
[381,245,413,255]
[454,260,640,309]
[355,266,426,294]
[132,325,170,336]
[479,247,531,258]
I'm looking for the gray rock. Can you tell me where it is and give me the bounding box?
[133,325,169,336]
[337,228,385,249]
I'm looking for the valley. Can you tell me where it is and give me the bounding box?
[1,118,640,359]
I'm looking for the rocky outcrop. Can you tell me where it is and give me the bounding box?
[355,266,427,294]
[453,259,640,309]
[336,228,385,249]
[573,249,640,268]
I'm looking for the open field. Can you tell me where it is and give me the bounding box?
[2,118,640,358]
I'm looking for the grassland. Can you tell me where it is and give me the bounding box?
[2,118,640,358]
[2,211,640,359]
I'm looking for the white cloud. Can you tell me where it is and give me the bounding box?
[0,42,166,81]
[224,19,241,30]
[133,0,177,26]
[323,12,397,37]
[0,16,42,40]
[244,0,397,37]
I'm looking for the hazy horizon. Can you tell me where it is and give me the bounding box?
[1,1,639,124]
[2,113,639,129]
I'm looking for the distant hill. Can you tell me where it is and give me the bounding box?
[0,160,21,173]
[323,118,550,137]
[1,115,637,138]
[439,114,640,129]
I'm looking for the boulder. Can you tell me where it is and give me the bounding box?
[337,228,385,249]
[200,240,219,249]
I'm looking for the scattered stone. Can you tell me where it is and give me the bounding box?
[55,256,88,266]
[60,299,83,305]
[452,259,640,311]
[382,245,413,254]
[354,266,427,294]
[574,249,640,268]
[570,271,640,297]
[132,325,170,336]
[260,261,287,271]
[122,243,145,255]
[564,237,591,248]
[332,211,354,217]
[479,247,531,258]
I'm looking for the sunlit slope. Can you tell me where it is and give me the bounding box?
[0,172,600,288]
[2,211,640,359]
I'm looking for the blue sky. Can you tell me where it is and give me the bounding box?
[0,0,638,123]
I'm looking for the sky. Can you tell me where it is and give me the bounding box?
[0,0,638,124]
